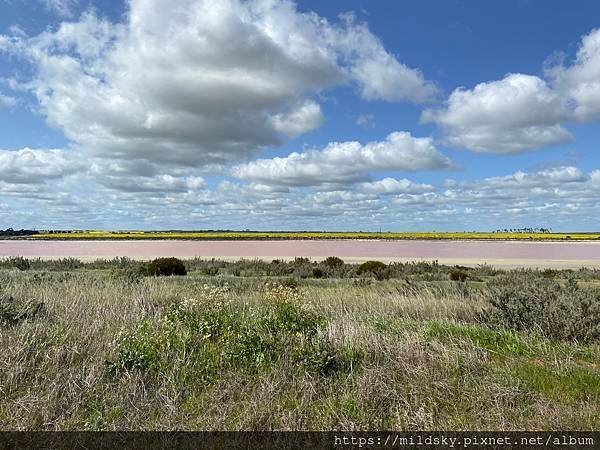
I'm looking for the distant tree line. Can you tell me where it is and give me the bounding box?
[494,227,552,233]
[0,228,40,236]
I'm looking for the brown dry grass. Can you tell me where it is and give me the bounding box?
[0,271,598,430]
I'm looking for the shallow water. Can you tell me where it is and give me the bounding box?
[1,239,599,268]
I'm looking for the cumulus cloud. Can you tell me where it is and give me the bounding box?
[1,0,436,178]
[269,100,324,138]
[0,148,81,184]
[96,173,206,194]
[3,159,600,231]
[548,28,600,122]
[359,177,434,194]
[422,74,573,153]
[445,166,589,191]
[233,132,452,187]
[331,13,439,103]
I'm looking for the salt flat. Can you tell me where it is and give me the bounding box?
[2,239,600,268]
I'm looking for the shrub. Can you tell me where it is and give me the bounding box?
[292,257,311,266]
[485,275,600,342]
[263,285,324,335]
[323,256,344,268]
[356,260,386,274]
[280,277,299,289]
[356,260,388,280]
[449,269,468,282]
[105,283,355,378]
[541,269,558,279]
[54,258,83,270]
[8,257,30,271]
[312,267,324,279]
[147,257,187,276]
[105,320,164,374]
[0,295,46,326]
[109,264,149,283]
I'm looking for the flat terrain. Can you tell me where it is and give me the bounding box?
[0,259,598,430]
[2,239,600,268]
[17,231,600,241]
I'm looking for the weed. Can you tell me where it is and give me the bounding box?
[0,295,46,326]
[147,257,187,276]
[449,269,468,282]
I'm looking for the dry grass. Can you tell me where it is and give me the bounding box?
[0,270,598,430]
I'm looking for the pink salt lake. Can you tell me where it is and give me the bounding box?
[1,239,600,268]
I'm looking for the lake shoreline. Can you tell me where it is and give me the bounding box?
[2,239,600,269]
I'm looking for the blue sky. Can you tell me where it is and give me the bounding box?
[1,0,600,231]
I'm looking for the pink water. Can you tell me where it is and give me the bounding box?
[1,240,599,265]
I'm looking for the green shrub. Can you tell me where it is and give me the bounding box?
[109,264,149,283]
[105,320,164,374]
[147,257,187,276]
[485,276,600,342]
[8,257,30,271]
[280,277,299,289]
[312,267,324,279]
[356,260,388,280]
[292,257,311,265]
[541,269,558,279]
[263,287,325,335]
[105,283,357,379]
[0,295,46,326]
[449,269,468,282]
[323,256,344,268]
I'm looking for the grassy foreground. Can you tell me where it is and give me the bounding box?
[22,230,600,240]
[0,258,599,430]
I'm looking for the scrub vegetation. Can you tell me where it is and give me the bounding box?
[0,256,598,430]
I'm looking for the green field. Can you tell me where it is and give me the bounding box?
[21,230,600,240]
[1,257,598,430]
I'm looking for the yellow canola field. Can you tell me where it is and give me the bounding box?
[27,231,600,241]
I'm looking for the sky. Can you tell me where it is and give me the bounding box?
[1,0,600,231]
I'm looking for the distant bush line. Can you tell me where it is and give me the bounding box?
[3,255,600,284]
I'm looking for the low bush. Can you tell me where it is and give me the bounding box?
[323,256,344,268]
[106,283,356,379]
[485,276,600,343]
[0,295,46,326]
[356,260,388,280]
[312,267,324,279]
[8,257,30,271]
[280,277,299,289]
[109,263,150,283]
[449,269,468,282]
[541,269,558,278]
[147,257,187,276]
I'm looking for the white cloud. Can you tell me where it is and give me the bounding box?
[233,132,452,187]
[39,0,78,18]
[356,113,375,128]
[422,73,573,153]
[0,148,81,184]
[359,177,434,194]
[96,173,206,194]
[451,166,589,190]
[269,100,323,138]
[3,160,600,231]
[548,28,600,121]
[330,13,438,103]
[1,0,435,177]
[0,93,16,108]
